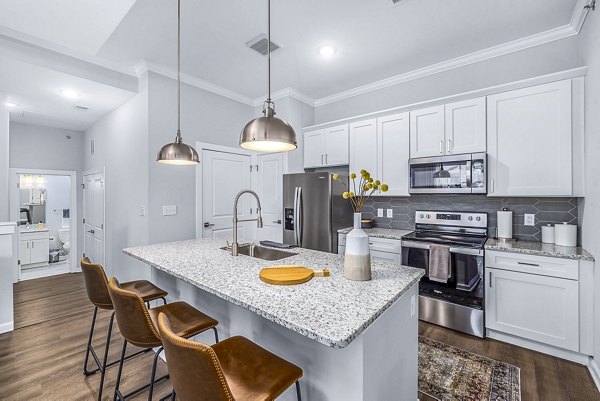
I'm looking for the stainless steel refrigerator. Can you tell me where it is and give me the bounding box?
[283,172,353,253]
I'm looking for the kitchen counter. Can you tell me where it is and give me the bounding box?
[124,238,423,348]
[485,238,594,261]
[124,238,423,401]
[19,226,48,234]
[338,227,412,240]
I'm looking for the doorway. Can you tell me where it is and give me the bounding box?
[9,168,78,281]
[82,169,105,267]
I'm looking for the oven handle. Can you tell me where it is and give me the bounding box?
[401,240,484,256]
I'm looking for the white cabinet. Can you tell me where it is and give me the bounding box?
[19,231,49,267]
[486,267,579,352]
[303,125,349,168]
[444,97,486,155]
[410,105,445,158]
[349,113,410,196]
[338,234,402,264]
[410,98,486,158]
[487,80,573,196]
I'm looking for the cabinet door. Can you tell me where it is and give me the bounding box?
[486,268,579,351]
[487,80,572,196]
[445,97,486,154]
[304,130,324,168]
[30,239,49,264]
[349,119,378,178]
[378,112,410,196]
[409,105,445,158]
[19,240,31,265]
[324,124,349,166]
[371,250,401,264]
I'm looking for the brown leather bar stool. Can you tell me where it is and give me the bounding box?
[157,312,303,401]
[108,277,219,401]
[81,257,168,401]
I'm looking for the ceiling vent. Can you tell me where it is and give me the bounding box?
[74,105,89,111]
[246,34,282,56]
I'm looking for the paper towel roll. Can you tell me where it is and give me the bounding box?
[555,223,577,247]
[497,210,513,239]
[541,225,555,244]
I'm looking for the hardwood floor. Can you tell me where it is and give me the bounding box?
[0,273,598,400]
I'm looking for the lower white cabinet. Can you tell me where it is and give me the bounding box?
[486,267,579,351]
[19,231,50,267]
[338,234,402,264]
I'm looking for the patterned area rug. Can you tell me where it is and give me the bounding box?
[419,336,521,401]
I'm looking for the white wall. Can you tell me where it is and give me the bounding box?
[314,35,583,123]
[0,104,9,221]
[578,12,600,379]
[43,175,70,232]
[147,72,254,244]
[84,89,150,281]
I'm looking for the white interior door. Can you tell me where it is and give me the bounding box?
[256,153,283,242]
[202,150,253,241]
[83,172,105,266]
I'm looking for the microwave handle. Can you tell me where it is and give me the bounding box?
[466,160,472,189]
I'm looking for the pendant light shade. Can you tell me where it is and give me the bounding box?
[239,0,297,153]
[156,0,199,165]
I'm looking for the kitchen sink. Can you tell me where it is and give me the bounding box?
[220,244,296,261]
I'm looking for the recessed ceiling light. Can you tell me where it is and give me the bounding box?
[4,102,17,107]
[318,45,337,57]
[60,89,80,99]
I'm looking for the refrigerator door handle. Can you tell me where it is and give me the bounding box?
[297,187,303,247]
[293,187,299,246]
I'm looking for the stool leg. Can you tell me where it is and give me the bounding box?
[113,340,128,401]
[212,327,219,343]
[296,381,302,401]
[161,297,167,305]
[97,311,115,401]
[147,346,163,401]
[171,390,176,401]
[83,306,98,375]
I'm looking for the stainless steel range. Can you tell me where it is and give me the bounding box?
[401,211,487,337]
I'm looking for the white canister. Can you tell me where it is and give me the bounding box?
[554,223,577,247]
[497,209,513,239]
[541,225,555,244]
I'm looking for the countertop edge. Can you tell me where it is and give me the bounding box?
[123,248,424,348]
[484,242,595,262]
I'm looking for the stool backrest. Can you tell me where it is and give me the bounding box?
[107,277,161,348]
[157,313,234,401]
[80,257,113,309]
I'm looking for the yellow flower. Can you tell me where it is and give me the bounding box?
[360,169,366,175]
[375,180,381,185]
[368,177,374,183]
[349,192,355,197]
[381,184,389,192]
[373,184,379,191]
[332,173,339,180]
[343,192,349,199]
[364,183,372,190]
[350,173,357,179]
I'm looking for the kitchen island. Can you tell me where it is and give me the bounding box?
[124,238,423,401]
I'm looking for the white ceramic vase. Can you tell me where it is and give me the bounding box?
[344,213,371,281]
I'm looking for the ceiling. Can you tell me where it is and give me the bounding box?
[0,0,582,129]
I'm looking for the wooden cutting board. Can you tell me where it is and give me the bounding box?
[259,266,330,285]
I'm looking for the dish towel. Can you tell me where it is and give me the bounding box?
[428,244,451,283]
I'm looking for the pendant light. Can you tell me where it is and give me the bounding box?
[157,0,199,165]
[240,0,297,152]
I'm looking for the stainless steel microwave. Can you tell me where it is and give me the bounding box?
[408,153,487,194]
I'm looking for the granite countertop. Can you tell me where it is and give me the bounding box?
[124,238,424,348]
[338,227,412,240]
[19,226,49,233]
[485,238,595,261]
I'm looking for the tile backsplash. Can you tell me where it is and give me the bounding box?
[361,195,578,242]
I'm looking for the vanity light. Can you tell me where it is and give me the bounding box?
[60,89,80,99]
[157,0,199,165]
[318,45,337,57]
[239,0,297,153]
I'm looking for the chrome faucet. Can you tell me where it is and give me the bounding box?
[232,189,263,256]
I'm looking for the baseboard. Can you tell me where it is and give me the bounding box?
[0,321,14,335]
[487,329,591,365]
[589,359,600,392]
[20,262,71,281]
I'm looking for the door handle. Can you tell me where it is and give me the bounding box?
[273,219,282,224]
[489,271,492,288]
[88,229,95,234]
[203,222,215,228]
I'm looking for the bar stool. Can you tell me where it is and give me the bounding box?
[107,277,219,401]
[81,257,168,401]
[157,312,303,401]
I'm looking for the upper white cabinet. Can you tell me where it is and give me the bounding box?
[349,113,410,196]
[409,105,445,158]
[445,97,486,155]
[410,98,486,158]
[487,80,573,196]
[304,124,349,168]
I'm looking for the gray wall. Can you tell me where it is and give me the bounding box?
[578,12,600,378]
[84,90,150,280]
[9,122,85,269]
[362,195,578,242]
[314,35,583,123]
[146,72,254,244]
[0,105,8,221]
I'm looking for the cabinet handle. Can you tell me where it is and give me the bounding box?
[490,179,494,193]
[325,154,328,164]
[273,220,282,224]
[447,139,452,154]
[489,271,492,287]
[517,261,540,267]
[32,241,34,249]
[321,154,324,165]
[27,242,29,249]
[439,140,443,154]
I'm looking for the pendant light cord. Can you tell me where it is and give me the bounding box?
[267,0,271,103]
[176,0,182,142]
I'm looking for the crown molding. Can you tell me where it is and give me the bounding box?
[253,87,315,107]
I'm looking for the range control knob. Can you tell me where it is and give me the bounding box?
[426,214,431,219]
[419,214,424,219]
[468,216,473,221]
[476,216,481,222]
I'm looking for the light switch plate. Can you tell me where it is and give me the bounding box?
[524,214,535,226]
[163,205,177,216]
[139,205,145,217]
[387,209,393,218]
[377,208,384,217]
